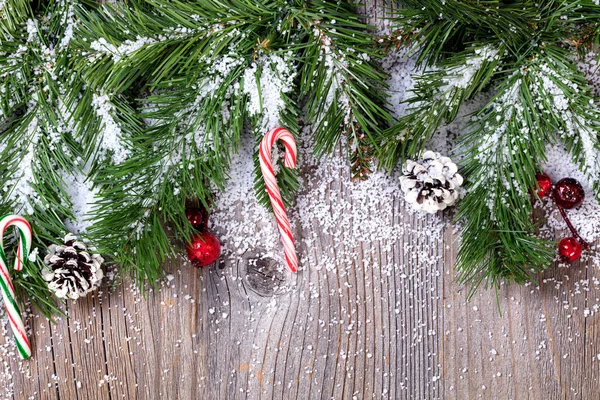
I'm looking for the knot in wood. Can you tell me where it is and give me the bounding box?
[244,254,287,297]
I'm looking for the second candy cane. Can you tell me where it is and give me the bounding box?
[0,215,33,359]
[259,127,298,273]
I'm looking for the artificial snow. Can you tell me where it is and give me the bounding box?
[382,48,417,119]
[540,144,600,244]
[63,170,99,234]
[312,26,352,126]
[242,54,296,131]
[3,117,41,215]
[577,52,600,96]
[212,126,448,276]
[57,2,76,50]
[440,45,499,92]
[88,37,156,63]
[91,94,130,164]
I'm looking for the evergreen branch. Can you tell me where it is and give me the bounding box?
[74,0,394,223]
[391,0,537,64]
[455,47,600,294]
[391,1,600,64]
[0,0,30,38]
[73,0,260,92]
[0,0,99,317]
[456,65,558,296]
[531,45,600,200]
[87,52,248,284]
[296,9,393,179]
[379,44,504,168]
[386,0,600,297]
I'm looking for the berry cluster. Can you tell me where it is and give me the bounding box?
[185,207,221,267]
[536,174,588,262]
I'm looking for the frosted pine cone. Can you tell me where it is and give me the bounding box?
[399,151,463,213]
[42,234,104,300]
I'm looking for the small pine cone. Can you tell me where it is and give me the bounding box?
[399,151,463,213]
[42,234,104,300]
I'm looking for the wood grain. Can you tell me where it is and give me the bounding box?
[2,3,600,400]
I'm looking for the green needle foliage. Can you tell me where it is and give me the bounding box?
[70,1,392,289]
[0,0,173,313]
[3,1,393,303]
[382,0,600,296]
[0,0,92,317]
[3,0,599,314]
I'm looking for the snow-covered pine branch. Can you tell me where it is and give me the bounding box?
[378,44,504,168]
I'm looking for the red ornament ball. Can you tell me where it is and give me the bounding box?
[553,178,585,209]
[535,173,553,198]
[186,207,209,230]
[558,237,582,262]
[186,231,221,267]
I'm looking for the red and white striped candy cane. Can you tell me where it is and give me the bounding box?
[259,128,298,273]
[0,215,32,359]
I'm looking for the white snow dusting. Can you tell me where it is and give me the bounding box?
[577,51,600,96]
[89,37,155,62]
[242,54,296,131]
[91,93,130,164]
[382,48,418,119]
[57,2,75,49]
[540,145,600,245]
[213,129,448,276]
[313,26,352,125]
[440,45,498,93]
[63,170,99,234]
[3,118,41,215]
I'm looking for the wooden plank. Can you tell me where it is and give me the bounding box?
[440,223,600,400]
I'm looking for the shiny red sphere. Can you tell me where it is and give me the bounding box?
[558,237,582,262]
[535,173,553,198]
[553,178,585,209]
[186,207,208,230]
[186,231,221,267]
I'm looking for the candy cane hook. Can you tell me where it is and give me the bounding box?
[0,215,33,359]
[259,128,298,273]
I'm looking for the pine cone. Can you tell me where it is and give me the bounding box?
[42,234,104,300]
[399,151,463,213]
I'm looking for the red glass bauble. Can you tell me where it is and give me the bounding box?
[553,178,584,209]
[558,237,582,262]
[186,231,221,267]
[186,207,209,230]
[535,173,553,198]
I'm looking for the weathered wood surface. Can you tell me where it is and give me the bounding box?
[2,3,600,400]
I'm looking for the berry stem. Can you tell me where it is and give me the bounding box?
[557,205,589,249]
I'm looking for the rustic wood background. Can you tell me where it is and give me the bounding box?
[2,2,600,399]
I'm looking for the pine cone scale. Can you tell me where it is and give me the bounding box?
[43,234,104,300]
[400,151,463,213]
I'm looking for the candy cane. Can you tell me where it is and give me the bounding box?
[259,128,298,273]
[0,215,32,359]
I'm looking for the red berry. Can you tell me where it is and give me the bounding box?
[535,173,553,198]
[186,207,209,230]
[553,178,585,209]
[186,231,221,267]
[558,237,582,262]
